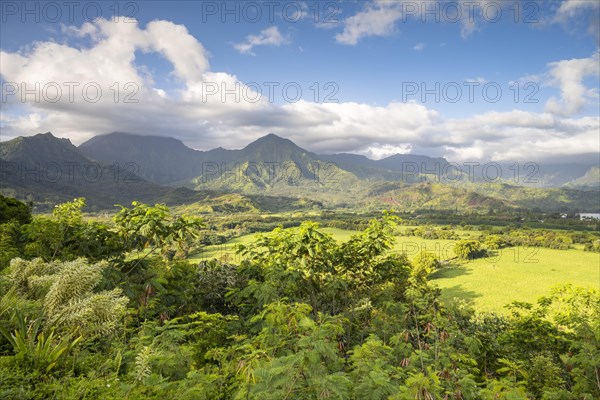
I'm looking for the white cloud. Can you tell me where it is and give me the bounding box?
[335,1,403,45]
[0,18,270,144]
[544,52,599,117]
[511,74,541,86]
[334,0,599,44]
[465,77,488,84]
[551,0,600,43]
[335,0,503,44]
[363,144,413,160]
[458,0,503,39]
[460,16,478,39]
[413,43,425,51]
[441,112,599,162]
[1,17,599,164]
[553,0,600,23]
[233,26,288,56]
[144,20,210,83]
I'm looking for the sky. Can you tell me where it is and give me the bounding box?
[0,0,599,163]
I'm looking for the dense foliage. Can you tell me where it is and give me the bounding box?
[0,195,32,225]
[0,198,598,399]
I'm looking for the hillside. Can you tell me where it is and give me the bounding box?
[361,182,509,211]
[79,132,448,187]
[564,166,600,190]
[0,133,204,210]
[80,132,204,184]
[2,132,598,212]
[1,133,90,165]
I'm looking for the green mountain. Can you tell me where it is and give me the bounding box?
[0,133,205,210]
[319,152,449,173]
[1,133,328,213]
[78,132,449,192]
[360,182,509,212]
[459,181,599,212]
[191,134,362,197]
[564,166,600,190]
[1,132,90,165]
[79,132,205,184]
[2,132,598,213]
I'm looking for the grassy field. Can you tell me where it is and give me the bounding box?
[188,227,599,313]
[188,234,255,264]
[430,248,600,313]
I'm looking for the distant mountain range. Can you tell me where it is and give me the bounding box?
[79,132,599,190]
[78,132,450,186]
[1,132,598,212]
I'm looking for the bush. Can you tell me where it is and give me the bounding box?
[454,240,487,260]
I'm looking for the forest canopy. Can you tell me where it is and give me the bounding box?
[0,198,598,399]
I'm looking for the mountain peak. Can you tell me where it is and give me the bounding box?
[25,131,66,143]
[256,133,292,144]
[242,133,299,153]
[83,132,185,146]
[0,131,87,164]
[78,132,206,184]
[80,132,196,157]
[10,131,72,147]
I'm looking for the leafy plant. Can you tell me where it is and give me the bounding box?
[0,310,81,374]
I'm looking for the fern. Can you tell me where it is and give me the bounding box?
[4,258,128,339]
[6,258,61,299]
[47,289,128,337]
[44,259,105,315]
[133,345,153,383]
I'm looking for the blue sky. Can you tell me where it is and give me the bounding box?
[1,0,599,162]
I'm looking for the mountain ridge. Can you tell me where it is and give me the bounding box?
[2,132,598,212]
[79,132,452,186]
[0,132,209,209]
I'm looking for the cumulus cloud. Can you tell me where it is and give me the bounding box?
[0,18,272,144]
[233,26,288,56]
[413,43,425,51]
[1,17,599,164]
[441,111,599,162]
[544,52,599,117]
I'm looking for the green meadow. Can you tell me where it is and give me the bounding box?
[430,247,600,313]
[189,226,599,314]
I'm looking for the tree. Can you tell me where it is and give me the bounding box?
[21,198,124,262]
[0,221,22,270]
[454,240,486,260]
[411,252,441,285]
[114,201,205,261]
[484,235,503,250]
[0,195,31,225]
